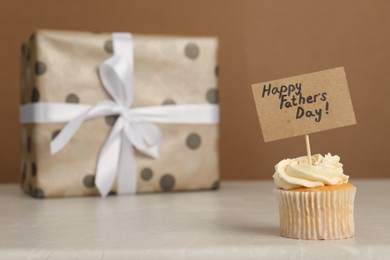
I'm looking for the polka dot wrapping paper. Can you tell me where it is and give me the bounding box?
[19,29,219,198]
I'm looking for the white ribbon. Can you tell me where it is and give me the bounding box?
[20,33,219,197]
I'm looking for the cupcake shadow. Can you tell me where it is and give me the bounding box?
[221,222,279,237]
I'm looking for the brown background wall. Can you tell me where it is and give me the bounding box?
[1,0,389,183]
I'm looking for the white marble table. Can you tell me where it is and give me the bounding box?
[0,180,389,259]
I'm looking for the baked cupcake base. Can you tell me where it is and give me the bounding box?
[274,183,356,240]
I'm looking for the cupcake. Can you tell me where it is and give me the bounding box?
[273,153,356,240]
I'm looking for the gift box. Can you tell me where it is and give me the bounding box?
[19,29,219,198]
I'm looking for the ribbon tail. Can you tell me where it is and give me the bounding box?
[50,115,86,155]
[95,117,124,197]
[49,101,120,155]
[117,134,137,195]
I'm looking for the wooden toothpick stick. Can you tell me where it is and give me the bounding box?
[305,134,312,165]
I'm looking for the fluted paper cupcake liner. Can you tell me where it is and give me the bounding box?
[274,186,356,240]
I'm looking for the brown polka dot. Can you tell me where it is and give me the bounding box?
[141,168,153,181]
[215,65,219,77]
[33,188,45,199]
[162,99,176,105]
[35,61,46,75]
[104,40,113,54]
[186,133,201,150]
[206,88,219,104]
[105,115,118,126]
[184,43,200,59]
[52,129,61,140]
[31,87,40,102]
[212,181,220,190]
[83,175,95,188]
[66,93,79,103]
[31,162,37,177]
[160,174,175,191]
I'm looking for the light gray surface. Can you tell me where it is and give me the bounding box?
[0,180,389,259]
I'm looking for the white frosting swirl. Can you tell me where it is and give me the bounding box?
[273,153,349,190]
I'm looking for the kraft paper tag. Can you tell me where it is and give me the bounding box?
[251,67,356,142]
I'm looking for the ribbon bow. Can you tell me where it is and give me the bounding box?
[51,33,163,196]
[20,33,219,197]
